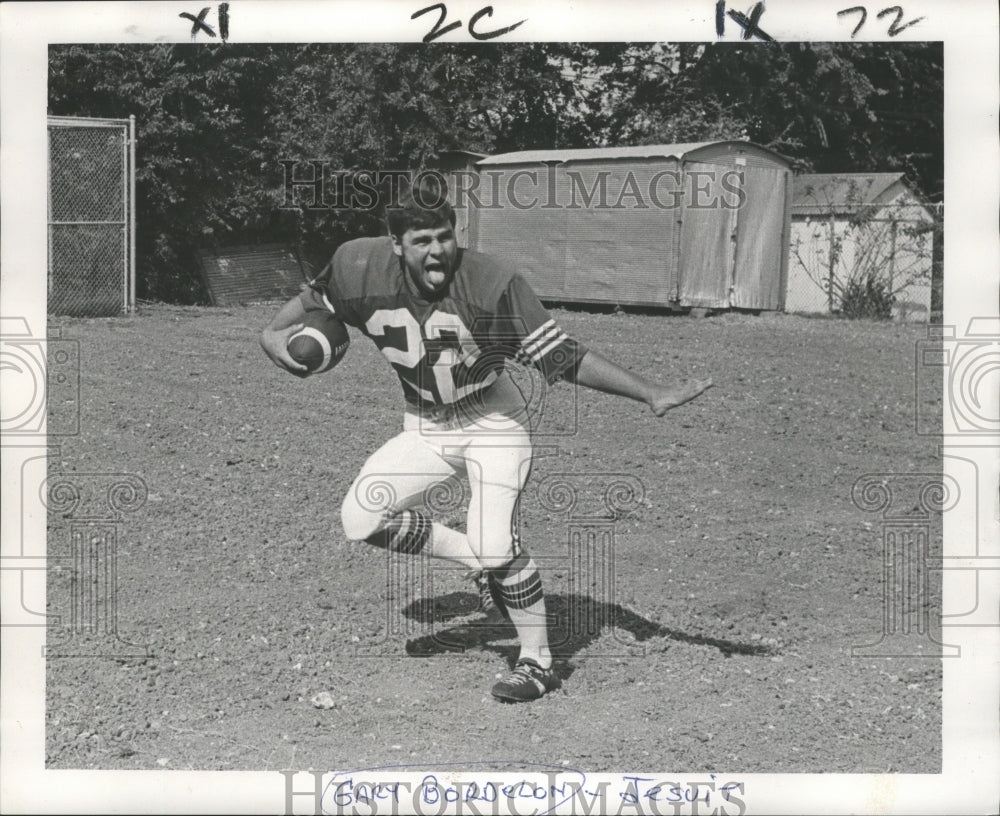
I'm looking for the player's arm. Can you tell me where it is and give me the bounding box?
[500,273,712,416]
[259,295,308,374]
[567,349,713,417]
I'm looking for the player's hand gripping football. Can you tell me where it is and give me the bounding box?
[647,377,714,416]
[259,323,309,375]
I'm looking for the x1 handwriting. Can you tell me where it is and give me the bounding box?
[179,3,230,42]
[411,3,527,43]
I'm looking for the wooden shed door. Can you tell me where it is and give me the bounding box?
[678,162,737,307]
[731,165,787,310]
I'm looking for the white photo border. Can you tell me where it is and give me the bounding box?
[2,1,998,813]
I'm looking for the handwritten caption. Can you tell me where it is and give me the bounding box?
[175,2,927,45]
[282,769,747,815]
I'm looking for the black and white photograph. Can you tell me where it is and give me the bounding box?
[1,1,997,813]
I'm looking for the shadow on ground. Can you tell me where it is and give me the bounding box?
[402,591,775,679]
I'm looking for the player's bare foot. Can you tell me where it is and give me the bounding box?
[648,378,714,416]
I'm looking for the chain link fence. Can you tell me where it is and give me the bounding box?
[48,116,135,316]
[786,201,942,322]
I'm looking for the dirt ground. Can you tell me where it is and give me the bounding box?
[44,304,943,774]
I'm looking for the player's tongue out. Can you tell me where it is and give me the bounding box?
[424,259,447,288]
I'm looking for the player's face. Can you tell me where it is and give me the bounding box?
[393,225,458,297]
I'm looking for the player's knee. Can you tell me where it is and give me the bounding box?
[475,533,519,571]
[340,492,384,542]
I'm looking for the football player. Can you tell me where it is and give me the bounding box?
[260,181,712,702]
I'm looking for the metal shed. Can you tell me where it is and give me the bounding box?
[453,141,792,310]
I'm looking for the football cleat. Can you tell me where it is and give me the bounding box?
[491,658,560,703]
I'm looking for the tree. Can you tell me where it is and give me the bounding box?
[50,44,294,302]
[50,43,594,301]
[49,42,942,304]
[578,42,942,200]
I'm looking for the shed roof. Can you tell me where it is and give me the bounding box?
[478,141,742,166]
[792,173,918,216]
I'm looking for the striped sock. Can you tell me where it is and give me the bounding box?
[493,551,551,669]
[383,510,431,555]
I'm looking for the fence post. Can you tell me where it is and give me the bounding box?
[47,115,135,317]
[827,211,835,312]
[930,203,943,323]
[129,115,137,314]
[888,217,897,294]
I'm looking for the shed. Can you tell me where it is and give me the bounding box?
[434,150,488,250]
[451,141,792,310]
[785,173,937,321]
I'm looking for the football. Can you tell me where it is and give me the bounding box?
[287,310,350,376]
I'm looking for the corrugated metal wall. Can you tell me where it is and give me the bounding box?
[476,160,683,305]
[731,164,788,309]
[678,161,736,307]
[472,142,791,310]
[560,160,679,304]
[684,142,786,171]
[476,167,568,297]
[679,144,791,310]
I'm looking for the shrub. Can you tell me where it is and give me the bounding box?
[839,272,896,320]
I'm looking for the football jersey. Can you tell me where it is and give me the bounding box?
[298,236,587,410]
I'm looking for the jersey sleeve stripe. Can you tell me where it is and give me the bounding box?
[520,328,569,361]
[519,324,564,358]
[520,318,557,346]
[532,333,571,362]
[321,292,337,314]
[522,325,562,353]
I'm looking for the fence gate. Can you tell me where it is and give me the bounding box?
[48,115,136,316]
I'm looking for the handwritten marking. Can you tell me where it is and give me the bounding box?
[876,5,925,35]
[218,2,229,41]
[411,3,462,43]
[179,4,230,42]
[290,763,747,816]
[727,2,774,41]
[411,2,526,43]
[468,5,526,40]
[838,5,868,37]
[179,7,215,40]
[715,2,774,41]
[838,5,925,37]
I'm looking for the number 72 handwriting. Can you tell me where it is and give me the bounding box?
[837,6,926,37]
